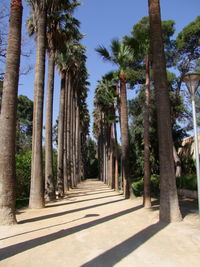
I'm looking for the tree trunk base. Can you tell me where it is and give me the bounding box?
[0,208,17,225]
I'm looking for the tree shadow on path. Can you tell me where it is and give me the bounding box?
[19,198,124,224]
[0,205,144,260]
[81,221,168,267]
[46,194,121,208]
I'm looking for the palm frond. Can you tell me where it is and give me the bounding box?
[111,38,121,59]
[95,45,112,62]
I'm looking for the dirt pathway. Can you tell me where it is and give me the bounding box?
[0,179,200,267]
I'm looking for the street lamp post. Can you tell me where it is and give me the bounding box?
[183,73,200,214]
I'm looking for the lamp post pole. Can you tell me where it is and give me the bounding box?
[191,92,200,214]
[183,73,200,214]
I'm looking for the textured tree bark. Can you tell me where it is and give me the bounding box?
[99,112,104,181]
[63,74,69,193]
[70,87,75,187]
[119,70,133,199]
[66,73,72,187]
[29,9,46,209]
[143,55,151,208]
[0,0,22,225]
[110,124,115,189]
[57,70,66,197]
[45,51,55,201]
[73,90,77,187]
[173,145,182,178]
[148,0,182,222]
[114,121,119,191]
[75,101,80,183]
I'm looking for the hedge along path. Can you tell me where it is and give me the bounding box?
[0,179,200,267]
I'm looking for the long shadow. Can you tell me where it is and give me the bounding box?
[81,221,168,267]
[19,198,124,224]
[0,205,143,260]
[66,190,115,198]
[149,198,198,218]
[179,198,198,218]
[0,214,100,241]
[46,194,121,208]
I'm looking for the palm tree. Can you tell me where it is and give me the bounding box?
[45,49,56,201]
[45,10,81,200]
[148,0,182,222]
[94,74,119,189]
[27,0,48,209]
[56,40,84,194]
[96,39,134,198]
[0,0,23,225]
[27,0,78,208]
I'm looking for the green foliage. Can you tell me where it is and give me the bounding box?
[96,38,135,71]
[129,85,159,178]
[176,16,200,57]
[94,78,117,112]
[16,198,29,209]
[128,77,187,179]
[16,151,32,198]
[176,16,200,75]
[181,156,196,175]
[132,173,197,197]
[126,16,176,68]
[16,95,33,153]
[131,174,160,197]
[84,137,98,178]
[176,174,197,191]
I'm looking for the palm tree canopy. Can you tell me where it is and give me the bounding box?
[96,39,135,71]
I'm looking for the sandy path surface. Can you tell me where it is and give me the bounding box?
[0,179,200,267]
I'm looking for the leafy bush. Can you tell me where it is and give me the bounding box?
[16,151,31,198]
[181,156,196,175]
[131,174,160,197]
[131,178,143,196]
[176,174,197,191]
[16,198,29,209]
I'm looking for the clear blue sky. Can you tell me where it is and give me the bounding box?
[4,0,200,135]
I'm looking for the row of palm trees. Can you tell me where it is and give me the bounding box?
[0,0,183,225]
[93,73,119,191]
[0,0,90,225]
[93,0,182,222]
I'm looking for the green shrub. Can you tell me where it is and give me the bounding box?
[131,174,160,197]
[16,198,29,209]
[176,174,197,191]
[150,174,160,196]
[131,178,144,196]
[16,151,31,198]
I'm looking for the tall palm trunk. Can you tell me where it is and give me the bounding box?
[70,88,74,187]
[57,70,66,197]
[143,55,151,208]
[0,0,22,225]
[66,72,72,187]
[114,120,119,191]
[109,124,115,189]
[148,0,182,222]
[29,9,46,209]
[75,100,81,183]
[72,90,77,186]
[119,70,131,199]
[45,51,56,201]
[63,73,69,193]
